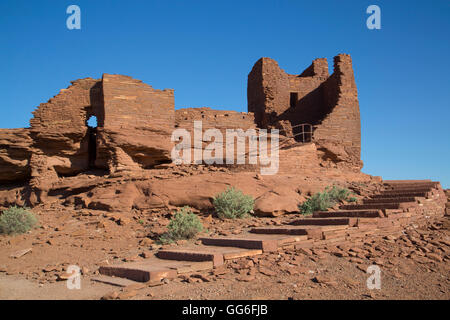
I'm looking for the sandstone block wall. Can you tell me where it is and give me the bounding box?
[28,78,103,186]
[175,107,258,165]
[0,53,362,192]
[247,54,362,169]
[96,74,175,172]
[0,74,176,191]
[315,54,361,168]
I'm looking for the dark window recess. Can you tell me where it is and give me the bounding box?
[290,92,298,108]
[86,116,98,168]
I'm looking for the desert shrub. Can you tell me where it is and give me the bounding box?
[299,191,333,215]
[159,206,203,244]
[0,206,38,235]
[299,186,355,215]
[213,187,254,219]
[327,186,351,202]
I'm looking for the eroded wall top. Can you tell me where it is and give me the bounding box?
[247,53,362,169]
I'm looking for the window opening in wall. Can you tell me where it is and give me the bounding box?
[86,116,98,168]
[87,115,98,128]
[292,123,313,143]
[290,92,298,108]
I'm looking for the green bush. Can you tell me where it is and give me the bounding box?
[327,186,351,202]
[0,206,38,235]
[213,187,254,219]
[159,206,203,244]
[299,186,355,215]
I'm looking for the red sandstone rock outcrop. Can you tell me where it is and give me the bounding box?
[0,129,33,182]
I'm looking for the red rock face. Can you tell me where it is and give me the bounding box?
[0,128,33,182]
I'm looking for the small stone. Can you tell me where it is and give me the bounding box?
[150,244,161,251]
[118,290,138,300]
[312,275,337,286]
[203,215,213,224]
[426,253,442,262]
[298,248,312,256]
[124,283,147,292]
[332,250,348,258]
[118,217,131,226]
[190,274,210,282]
[57,272,75,281]
[10,248,32,259]
[356,265,368,273]
[101,291,119,300]
[139,238,154,246]
[141,251,152,259]
[259,267,276,276]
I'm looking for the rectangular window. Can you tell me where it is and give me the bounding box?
[290,92,298,108]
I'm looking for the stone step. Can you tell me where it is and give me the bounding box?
[91,275,143,287]
[371,191,428,198]
[340,202,416,210]
[384,185,437,190]
[98,256,214,283]
[156,245,263,267]
[199,234,304,252]
[363,197,417,204]
[290,217,357,226]
[249,225,347,240]
[384,181,437,186]
[312,210,383,218]
[381,187,433,193]
[383,179,432,184]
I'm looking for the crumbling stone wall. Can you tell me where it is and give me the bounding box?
[175,107,256,132]
[247,53,362,169]
[315,55,362,168]
[0,52,362,194]
[28,78,103,195]
[96,74,175,172]
[0,74,175,194]
[175,107,257,165]
[247,58,289,127]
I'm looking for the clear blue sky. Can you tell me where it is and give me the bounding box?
[1,0,449,187]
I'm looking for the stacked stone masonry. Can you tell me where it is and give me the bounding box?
[248,54,361,169]
[0,53,363,192]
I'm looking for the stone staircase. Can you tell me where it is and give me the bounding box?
[95,180,446,286]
